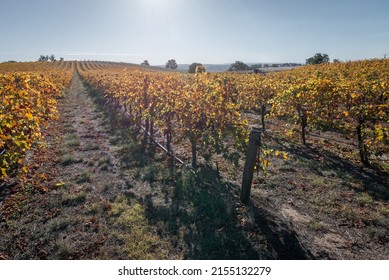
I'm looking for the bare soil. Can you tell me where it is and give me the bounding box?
[0,71,388,260]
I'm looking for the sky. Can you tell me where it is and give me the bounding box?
[1,0,388,65]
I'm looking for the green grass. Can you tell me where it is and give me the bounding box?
[61,191,87,206]
[75,172,92,184]
[83,142,100,151]
[48,217,76,232]
[356,192,374,205]
[109,194,168,259]
[118,142,149,168]
[97,156,112,171]
[64,138,80,148]
[60,153,82,166]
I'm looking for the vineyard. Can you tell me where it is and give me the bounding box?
[77,59,389,170]
[0,59,388,260]
[1,61,73,178]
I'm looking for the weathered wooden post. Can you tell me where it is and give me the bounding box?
[241,127,261,204]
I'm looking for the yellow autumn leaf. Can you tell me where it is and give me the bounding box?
[25,112,33,121]
[261,158,270,167]
[1,168,7,177]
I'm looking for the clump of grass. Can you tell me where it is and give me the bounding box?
[339,204,359,223]
[356,192,374,205]
[75,172,92,184]
[53,241,71,258]
[47,215,82,236]
[86,202,101,215]
[61,191,87,206]
[48,217,75,232]
[139,164,158,182]
[378,205,389,217]
[64,138,80,148]
[83,142,100,151]
[63,132,80,146]
[61,153,82,166]
[310,176,327,188]
[119,142,149,167]
[305,220,326,232]
[175,170,197,199]
[98,156,112,171]
[320,169,338,178]
[62,124,77,134]
[109,130,122,145]
[108,195,167,259]
[374,161,389,172]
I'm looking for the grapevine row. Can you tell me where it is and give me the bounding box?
[0,62,74,178]
[78,64,249,168]
[78,59,388,168]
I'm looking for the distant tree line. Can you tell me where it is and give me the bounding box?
[38,54,64,62]
[251,62,303,68]
[143,55,338,73]
[141,59,206,73]
[227,61,303,72]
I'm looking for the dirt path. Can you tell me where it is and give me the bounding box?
[0,71,182,259]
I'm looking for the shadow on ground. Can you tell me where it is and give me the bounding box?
[142,166,314,260]
[270,136,389,202]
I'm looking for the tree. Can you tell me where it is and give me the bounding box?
[141,60,150,66]
[59,57,64,61]
[38,55,49,61]
[38,54,57,61]
[188,62,205,73]
[306,53,330,65]
[227,61,250,71]
[165,59,178,69]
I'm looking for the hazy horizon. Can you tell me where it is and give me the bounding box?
[1,0,388,64]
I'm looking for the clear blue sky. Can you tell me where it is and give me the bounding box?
[1,0,388,64]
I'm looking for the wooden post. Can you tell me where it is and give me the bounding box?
[241,127,261,204]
